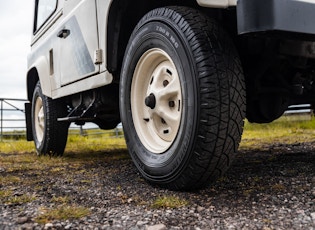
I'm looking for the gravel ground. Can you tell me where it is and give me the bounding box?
[0,142,314,230]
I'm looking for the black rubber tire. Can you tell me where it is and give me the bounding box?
[31,82,69,156]
[120,6,246,190]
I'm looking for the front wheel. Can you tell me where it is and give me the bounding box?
[120,7,246,190]
[31,82,69,156]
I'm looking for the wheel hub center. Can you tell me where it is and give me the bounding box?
[145,93,156,109]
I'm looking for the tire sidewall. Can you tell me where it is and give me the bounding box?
[31,83,47,154]
[120,16,199,181]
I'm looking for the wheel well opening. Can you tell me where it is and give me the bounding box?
[106,0,202,80]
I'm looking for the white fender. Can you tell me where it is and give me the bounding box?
[29,56,52,98]
[196,0,237,8]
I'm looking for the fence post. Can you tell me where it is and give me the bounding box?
[80,125,84,136]
[0,99,3,141]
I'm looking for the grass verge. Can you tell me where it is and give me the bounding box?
[152,195,189,209]
[241,115,315,150]
[35,205,91,224]
[1,115,314,153]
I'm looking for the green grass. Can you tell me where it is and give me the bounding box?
[1,115,315,153]
[35,205,91,224]
[6,194,36,204]
[240,115,315,149]
[152,195,189,209]
[0,132,126,153]
[50,196,71,204]
[0,189,36,205]
[0,190,13,202]
[0,140,35,153]
[66,134,126,153]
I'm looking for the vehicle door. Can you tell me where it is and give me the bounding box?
[58,0,99,86]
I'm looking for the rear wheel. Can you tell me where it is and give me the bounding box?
[31,82,69,156]
[120,6,246,190]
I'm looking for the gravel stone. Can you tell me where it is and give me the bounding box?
[146,224,167,230]
[44,223,53,229]
[0,143,314,229]
[16,217,29,224]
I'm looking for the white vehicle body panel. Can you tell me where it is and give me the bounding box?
[28,1,64,98]
[59,0,99,86]
[52,71,113,98]
[28,0,114,99]
[196,0,237,8]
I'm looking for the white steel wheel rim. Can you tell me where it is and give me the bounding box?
[34,97,44,142]
[131,48,182,154]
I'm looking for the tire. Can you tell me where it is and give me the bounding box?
[120,6,246,190]
[31,82,69,156]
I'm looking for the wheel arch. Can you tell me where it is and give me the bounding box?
[106,0,152,76]
[106,0,211,79]
[26,56,52,101]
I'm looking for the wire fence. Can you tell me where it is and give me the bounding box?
[0,98,123,141]
[0,98,27,141]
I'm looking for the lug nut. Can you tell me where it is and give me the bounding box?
[169,101,175,107]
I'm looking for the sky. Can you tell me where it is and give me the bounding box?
[0,1,33,99]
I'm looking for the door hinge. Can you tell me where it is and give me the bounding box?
[94,49,103,64]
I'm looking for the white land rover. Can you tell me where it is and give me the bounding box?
[26,0,315,190]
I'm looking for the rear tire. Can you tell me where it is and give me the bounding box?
[120,7,246,190]
[31,82,69,156]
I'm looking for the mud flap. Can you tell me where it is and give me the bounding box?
[25,102,33,141]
